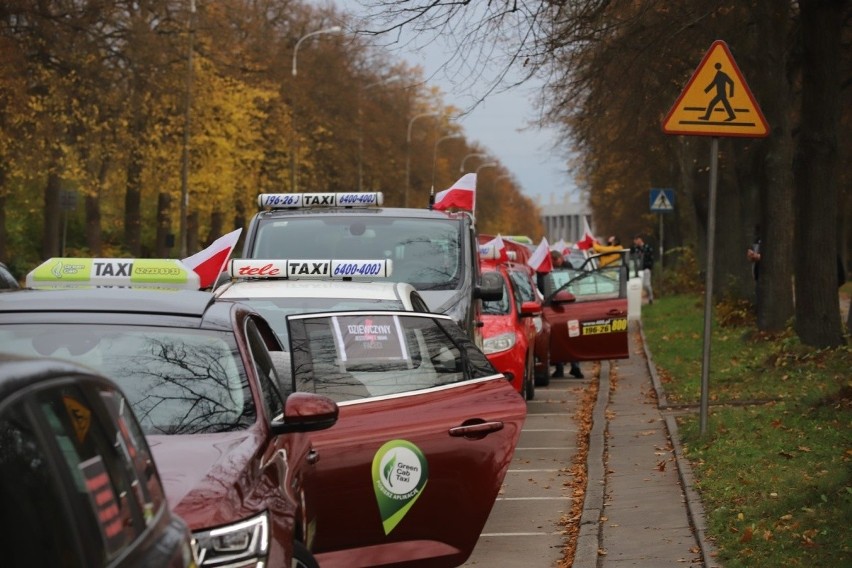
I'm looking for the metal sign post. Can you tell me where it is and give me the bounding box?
[662,40,769,437]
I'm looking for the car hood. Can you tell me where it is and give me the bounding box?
[147,430,262,528]
[481,313,516,337]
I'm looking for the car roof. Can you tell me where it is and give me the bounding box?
[215,279,415,302]
[0,288,236,329]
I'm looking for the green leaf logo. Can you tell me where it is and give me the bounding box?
[371,440,429,534]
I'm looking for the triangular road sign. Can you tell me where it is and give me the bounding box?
[662,40,769,138]
[651,189,674,211]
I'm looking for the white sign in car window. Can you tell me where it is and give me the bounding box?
[331,315,409,362]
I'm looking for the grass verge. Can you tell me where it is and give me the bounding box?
[642,295,851,567]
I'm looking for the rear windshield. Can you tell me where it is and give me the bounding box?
[252,216,462,290]
[0,324,255,435]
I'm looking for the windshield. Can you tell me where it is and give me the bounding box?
[252,216,462,290]
[0,324,255,435]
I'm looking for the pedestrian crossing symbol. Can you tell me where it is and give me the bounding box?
[650,188,674,212]
[662,40,769,138]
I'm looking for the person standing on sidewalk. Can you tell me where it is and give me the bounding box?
[630,234,655,304]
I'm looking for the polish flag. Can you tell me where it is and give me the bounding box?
[574,217,596,251]
[433,173,476,212]
[527,237,553,273]
[482,234,509,262]
[182,228,242,288]
[552,238,571,256]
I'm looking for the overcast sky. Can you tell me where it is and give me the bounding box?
[331,1,581,205]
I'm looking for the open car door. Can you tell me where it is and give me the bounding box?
[283,311,527,568]
[542,252,630,362]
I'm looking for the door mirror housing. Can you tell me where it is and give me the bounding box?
[519,300,542,318]
[271,392,339,435]
[476,271,503,302]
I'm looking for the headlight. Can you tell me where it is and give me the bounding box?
[483,332,516,354]
[193,512,269,567]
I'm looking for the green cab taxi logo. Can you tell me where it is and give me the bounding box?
[372,439,428,535]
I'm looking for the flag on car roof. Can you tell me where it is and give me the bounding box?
[481,234,509,263]
[574,217,596,251]
[432,173,476,212]
[527,237,553,273]
[182,228,242,288]
[552,238,571,256]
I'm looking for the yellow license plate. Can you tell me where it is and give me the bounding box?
[582,324,612,335]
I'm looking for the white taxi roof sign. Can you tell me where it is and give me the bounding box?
[26,258,200,289]
[662,40,769,138]
[229,259,393,279]
[258,192,383,209]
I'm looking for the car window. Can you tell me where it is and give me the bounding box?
[509,269,536,303]
[99,388,167,524]
[0,325,256,435]
[39,384,145,563]
[545,265,624,301]
[290,314,477,402]
[482,272,510,315]
[0,402,84,566]
[244,317,286,417]
[253,216,462,290]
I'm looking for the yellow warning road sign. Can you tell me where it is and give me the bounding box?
[663,40,769,138]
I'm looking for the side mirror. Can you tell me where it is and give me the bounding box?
[519,300,542,318]
[552,290,577,304]
[476,271,503,302]
[270,392,339,435]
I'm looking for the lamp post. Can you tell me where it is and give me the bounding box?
[358,75,401,192]
[431,134,464,191]
[405,112,439,207]
[459,152,488,173]
[178,0,196,258]
[290,25,342,192]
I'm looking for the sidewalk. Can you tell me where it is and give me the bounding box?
[573,320,721,568]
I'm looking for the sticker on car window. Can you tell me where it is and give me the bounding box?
[372,439,429,535]
[331,315,409,362]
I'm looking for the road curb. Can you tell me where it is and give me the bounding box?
[572,360,610,568]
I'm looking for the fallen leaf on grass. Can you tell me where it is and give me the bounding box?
[740,527,754,543]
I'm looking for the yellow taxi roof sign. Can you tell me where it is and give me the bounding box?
[662,40,769,138]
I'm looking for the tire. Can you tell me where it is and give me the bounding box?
[534,358,550,387]
[292,541,320,568]
[525,351,536,401]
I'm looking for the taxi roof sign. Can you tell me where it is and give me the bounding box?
[258,192,383,209]
[662,40,769,138]
[26,258,200,289]
[229,259,393,279]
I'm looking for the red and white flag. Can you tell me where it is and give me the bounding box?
[182,228,242,288]
[433,173,476,212]
[527,237,553,273]
[574,217,596,251]
[552,238,570,256]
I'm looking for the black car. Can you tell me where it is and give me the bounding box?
[0,354,197,567]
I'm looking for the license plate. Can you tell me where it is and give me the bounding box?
[582,324,612,335]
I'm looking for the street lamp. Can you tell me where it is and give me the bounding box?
[459,152,488,173]
[431,134,464,191]
[405,112,439,207]
[358,75,402,192]
[290,25,342,192]
[179,0,196,258]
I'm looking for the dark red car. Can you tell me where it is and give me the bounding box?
[0,283,339,568]
[539,251,631,365]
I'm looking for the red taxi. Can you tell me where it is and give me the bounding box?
[211,258,528,567]
[539,251,631,364]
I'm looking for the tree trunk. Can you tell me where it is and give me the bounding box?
[43,170,62,259]
[187,211,199,254]
[85,158,107,256]
[792,0,845,347]
[714,140,747,300]
[156,192,171,258]
[124,143,143,256]
[207,211,224,246]
[0,168,6,261]
[753,0,796,333]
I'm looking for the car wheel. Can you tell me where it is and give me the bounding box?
[525,351,535,401]
[534,352,550,387]
[292,541,320,568]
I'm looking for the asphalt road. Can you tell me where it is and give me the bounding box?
[462,374,589,567]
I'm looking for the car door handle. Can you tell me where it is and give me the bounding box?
[306,449,320,465]
[608,308,626,316]
[449,421,504,438]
